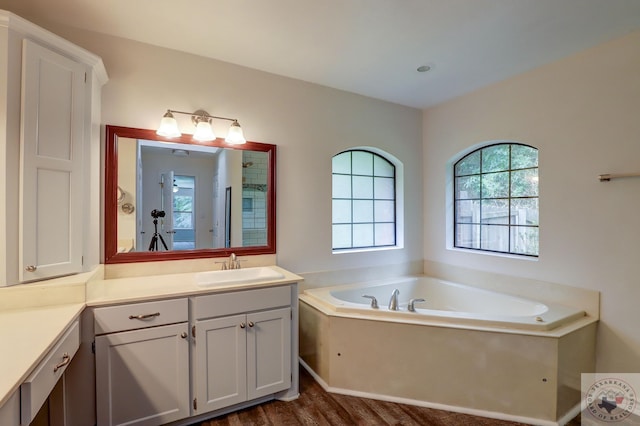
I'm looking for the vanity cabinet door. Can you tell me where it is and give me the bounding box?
[193,314,247,414]
[19,39,85,282]
[95,322,190,426]
[193,306,292,415]
[247,308,292,400]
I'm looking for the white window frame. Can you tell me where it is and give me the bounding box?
[332,147,404,254]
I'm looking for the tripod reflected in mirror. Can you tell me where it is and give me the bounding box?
[148,209,168,251]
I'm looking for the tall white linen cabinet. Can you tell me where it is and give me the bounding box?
[0,10,107,287]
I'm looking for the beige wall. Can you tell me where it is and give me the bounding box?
[116,137,136,247]
[33,23,424,276]
[423,30,640,372]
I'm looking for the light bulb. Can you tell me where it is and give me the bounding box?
[193,120,216,142]
[225,120,246,144]
[156,111,181,138]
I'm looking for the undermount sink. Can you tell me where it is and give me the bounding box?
[194,266,285,287]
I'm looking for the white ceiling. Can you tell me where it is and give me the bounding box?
[2,0,640,109]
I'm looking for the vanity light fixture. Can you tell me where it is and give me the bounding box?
[156,109,246,144]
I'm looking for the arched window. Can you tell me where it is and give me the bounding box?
[454,143,539,256]
[332,149,397,251]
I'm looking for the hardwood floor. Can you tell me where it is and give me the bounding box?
[197,366,582,426]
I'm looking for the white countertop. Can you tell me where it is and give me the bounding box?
[0,265,303,408]
[86,266,303,306]
[0,303,84,407]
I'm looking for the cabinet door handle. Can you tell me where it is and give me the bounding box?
[248,321,255,328]
[240,322,246,329]
[53,353,70,373]
[129,312,160,320]
[180,332,188,339]
[25,265,37,272]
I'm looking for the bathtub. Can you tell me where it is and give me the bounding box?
[301,276,585,331]
[298,275,597,425]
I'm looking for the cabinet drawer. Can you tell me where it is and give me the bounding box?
[193,285,291,320]
[21,320,79,425]
[94,298,188,335]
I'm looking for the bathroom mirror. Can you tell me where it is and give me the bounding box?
[105,125,276,264]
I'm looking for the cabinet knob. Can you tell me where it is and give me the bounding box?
[240,323,246,329]
[181,332,188,339]
[25,265,37,272]
[248,321,255,328]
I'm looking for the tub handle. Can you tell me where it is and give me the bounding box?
[408,298,426,312]
[362,295,379,309]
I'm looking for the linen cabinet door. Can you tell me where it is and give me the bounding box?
[95,322,190,426]
[194,314,247,414]
[19,39,85,282]
[247,307,292,400]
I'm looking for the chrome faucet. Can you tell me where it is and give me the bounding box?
[388,288,400,311]
[362,295,379,309]
[216,253,241,270]
[408,298,426,312]
[227,253,240,269]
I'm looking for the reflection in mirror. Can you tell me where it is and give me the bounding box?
[105,126,276,264]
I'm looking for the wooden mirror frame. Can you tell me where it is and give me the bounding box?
[104,125,276,264]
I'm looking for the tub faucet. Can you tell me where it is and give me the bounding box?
[362,295,379,309]
[388,288,400,311]
[408,298,426,312]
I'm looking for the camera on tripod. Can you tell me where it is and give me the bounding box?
[148,209,168,251]
[150,209,166,219]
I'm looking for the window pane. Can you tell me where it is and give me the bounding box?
[482,145,509,172]
[511,145,538,169]
[480,225,509,252]
[332,199,351,223]
[482,172,509,198]
[333,224,351,249]
[454,143,538,257]
[332,174,351,198]
[374,177,394,200]
[173,212,192,229]
[511,199,539,225]
[375,223,395,246]
[374,200,395,222]
[456,175,480,199]
[173,195,193,212]
[511,226,539,255]
[352,151,373,175]
[174,175,195,188]
[353,176,373,199]
[481,199,509,224]
[455,150,480,176]
[455,200,479,224]
[456,224,480,248]
[332,152,351,174]
[353,200,373,223]
[353,224,374,247]
[374,156,394,177]
[332,150,398,252]
[511,169,538,197]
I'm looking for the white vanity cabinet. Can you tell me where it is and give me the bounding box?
[0,10,107,286]
[191,285,293,415]
[92,281,299,426]
[20,320,80,425]
[0,390,20,426]
[94,299,191,426]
